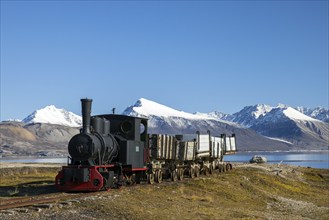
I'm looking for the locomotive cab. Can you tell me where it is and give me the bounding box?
[96,114,148,169]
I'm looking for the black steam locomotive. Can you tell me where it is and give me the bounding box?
[55,99,237,191]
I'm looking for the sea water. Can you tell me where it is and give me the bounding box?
[224,151,329,169]
[0,151,328,169]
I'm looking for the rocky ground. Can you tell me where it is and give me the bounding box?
[0,162,328,220]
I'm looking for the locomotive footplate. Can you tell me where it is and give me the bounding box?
[55,164,119,192]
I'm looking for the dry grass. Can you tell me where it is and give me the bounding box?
[0,166,60,197]
[0,163,328,220]
[68,165,329,220]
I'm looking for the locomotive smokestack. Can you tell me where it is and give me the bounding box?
[81,98,93,134]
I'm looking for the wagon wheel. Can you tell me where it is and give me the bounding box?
[177,169,181,180]
[158,170,163,183]
[147,173,155,185]
[226,163,231,172]
[189,167,195,178]
[155,170,163,183]
[218,164,223,173]
[204,166,210,176]
[195,167,200,177]
[171,170,178,182]
[155,171,159,183]
[209,164,214,175]
[222,164,227,172]
[178,169,184,181]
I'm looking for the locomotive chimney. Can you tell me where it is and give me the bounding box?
[81,98,93,134]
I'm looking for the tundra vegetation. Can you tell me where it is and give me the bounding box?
[0,163,328,219]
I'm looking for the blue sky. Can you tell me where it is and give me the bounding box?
[1,0,328,120]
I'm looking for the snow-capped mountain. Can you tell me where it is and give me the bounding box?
[224,104,328,128]
[254,106,320,125]
[122,98,238,129]
[249,106,329,148]
[2,99,328,157]
[123,98,216,120]
[22,105,82,127]
[122,98,295,151]
[220,104,329,149]
[295,107,329,123]
[124,99,328,150]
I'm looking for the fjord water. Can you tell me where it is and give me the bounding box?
[224,151,329,169]
[0,151,328,169]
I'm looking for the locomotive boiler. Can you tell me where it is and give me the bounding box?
[68,99,119,166]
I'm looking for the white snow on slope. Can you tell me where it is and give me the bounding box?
[253,104,273,118]
[283,107,318,121]
[265,136,293,145]
[126,98,215,120]
[22,105,82,127]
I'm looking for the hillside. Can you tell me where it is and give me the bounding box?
[0,163,328,219]
[0,122,79,157]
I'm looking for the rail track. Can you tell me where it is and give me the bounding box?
[0,164,234,211]
[0,191,102,211]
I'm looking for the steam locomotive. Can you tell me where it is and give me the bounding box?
[55,99,237,191]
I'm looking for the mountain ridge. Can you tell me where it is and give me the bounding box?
[0,98,328,157]
[122,98,328,150]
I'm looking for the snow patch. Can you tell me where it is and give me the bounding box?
[264,136,293,145]
[283,107,318,122]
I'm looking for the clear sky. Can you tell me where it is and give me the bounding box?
[1,0,328,121]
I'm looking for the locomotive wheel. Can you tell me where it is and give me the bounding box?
[178,169,184,181]
[189,167,195,178]
[155,170,163,183]
[93,179,101,186]
[195,167,200,177]
[147,173,155,185]
[171,170,178,182]
[131,174,136,184]
[102,178,110,191]
[135,173,141,184]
